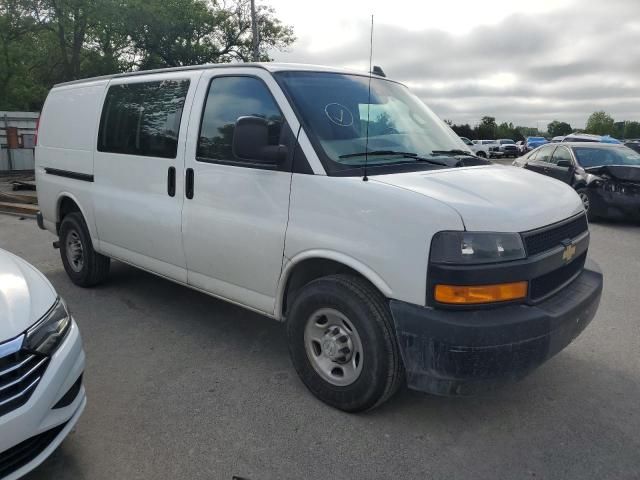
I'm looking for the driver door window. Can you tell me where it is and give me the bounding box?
[536,146,555,163]
[197,76,288,167]
[550,147,572,166]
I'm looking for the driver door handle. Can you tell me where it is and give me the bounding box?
[167,167,176,197]
[185,168,194,199]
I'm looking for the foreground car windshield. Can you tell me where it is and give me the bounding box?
[275,71,468,175]
[575,146,640,168]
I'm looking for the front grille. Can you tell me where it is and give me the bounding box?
[0,347,49,418]
[530,252,587,300]
[0,422,67,478]
[523,215,588,257]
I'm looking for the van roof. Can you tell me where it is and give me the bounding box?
[53,62,384,88]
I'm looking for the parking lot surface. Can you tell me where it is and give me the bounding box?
[1,213,639,480]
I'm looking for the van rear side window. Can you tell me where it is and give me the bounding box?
[98,80,190,159]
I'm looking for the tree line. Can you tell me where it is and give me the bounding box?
[0,0,295,111]
[446,111,640,141]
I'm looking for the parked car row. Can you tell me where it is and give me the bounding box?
[459,137,510,158]
[460,134,632,160]
[513,142,640,221]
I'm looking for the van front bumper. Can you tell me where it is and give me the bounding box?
[390,259,603,396]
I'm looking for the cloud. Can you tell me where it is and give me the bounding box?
[271,0,640,129]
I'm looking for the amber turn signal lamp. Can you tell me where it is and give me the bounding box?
[434,281,528,304]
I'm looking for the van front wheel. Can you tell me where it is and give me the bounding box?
[286,274,404,412]
[59,212,110,287]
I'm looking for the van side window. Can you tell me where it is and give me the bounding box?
[197,76,284,163]
[98,80,190,159]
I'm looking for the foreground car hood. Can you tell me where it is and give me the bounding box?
[585,165,640,183]
[0,249,56,341]
[373,165,584,231]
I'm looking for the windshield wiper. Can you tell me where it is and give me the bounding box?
[340,150,417,159]
[430,149,474,156]
[339,150,448,166]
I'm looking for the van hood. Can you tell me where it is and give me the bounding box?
[373,165,584,232]
[0,249,57,341]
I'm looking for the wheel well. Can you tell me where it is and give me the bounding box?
[281,258,380,318]
[56,196,81,233]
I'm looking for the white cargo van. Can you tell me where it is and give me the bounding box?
[35,63,603,411]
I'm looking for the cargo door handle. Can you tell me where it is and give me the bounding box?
[167,167,176,197]
[185,168,194,199]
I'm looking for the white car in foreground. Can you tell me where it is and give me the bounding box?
[0,248,85,480]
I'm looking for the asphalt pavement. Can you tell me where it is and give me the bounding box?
[1,212,639,480]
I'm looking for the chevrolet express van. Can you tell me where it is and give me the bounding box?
[35,63,603,412]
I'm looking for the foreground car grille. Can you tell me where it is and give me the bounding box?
[0,421,67,478]
[522,215,589,257]
[0,346,49,418]
[530,252,587,300]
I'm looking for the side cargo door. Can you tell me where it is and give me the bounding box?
[92,71,201,282]
[181,68,299,314]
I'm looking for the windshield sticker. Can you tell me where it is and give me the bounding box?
[325,103,354,127]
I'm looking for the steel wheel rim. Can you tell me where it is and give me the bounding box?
[579,192,590,211]
[66,230,84,272]
[303,308,364,387]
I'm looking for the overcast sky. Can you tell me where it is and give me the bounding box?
[267,0,640,129]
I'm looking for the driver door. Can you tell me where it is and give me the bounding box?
[181,68,296,314]
[548,146,575,184]
[525,145,556,177]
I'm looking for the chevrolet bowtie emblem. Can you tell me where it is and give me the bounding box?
[562,243,577,262]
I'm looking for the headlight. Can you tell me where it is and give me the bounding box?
[24,298,71,355]
[430,231,526,264]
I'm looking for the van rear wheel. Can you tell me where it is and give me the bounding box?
[59,212,110,287]
[286,274,404,412]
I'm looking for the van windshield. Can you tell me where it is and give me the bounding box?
[275,71,471,175]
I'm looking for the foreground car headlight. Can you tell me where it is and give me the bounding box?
[430,231,526,265]
[24,298,71,355]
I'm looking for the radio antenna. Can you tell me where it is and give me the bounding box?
[363,14,374,182]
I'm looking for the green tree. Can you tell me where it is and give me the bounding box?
[624,121,640,140]
[126,0,294,69]
[547,120,573,137]
[0,0,295,110]
[476,116,497,139]
[449,123,475,140]
[585,111,615,135]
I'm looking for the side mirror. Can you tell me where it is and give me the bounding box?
[232,116,288,164]
[556,159,572,168]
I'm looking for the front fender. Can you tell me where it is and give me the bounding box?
[275,249,393,320]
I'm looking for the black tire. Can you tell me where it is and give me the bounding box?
[576,188,597,222]
[476,151,487,158]
[59,212,110,287]
[286,274,404,412]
